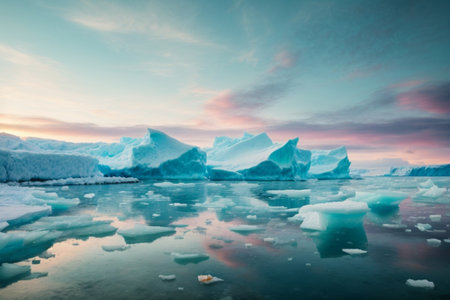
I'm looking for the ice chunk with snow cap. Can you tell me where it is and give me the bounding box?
[299,201,369,231]
[118,224,175,244]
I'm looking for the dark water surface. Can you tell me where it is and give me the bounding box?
[1,177,449,299]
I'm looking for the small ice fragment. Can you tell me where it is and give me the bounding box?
[263,237,275,244]
[152,213,160,217]
[287,257,293,261]
[229,225,264,234]
[174,235,184,240]
[172,253,209,264]
[246,215,257,220]
[61,186,69,190]
[267,189,311,198]
[406,279,434,289]
[305,263,311,267]
[415,223,432,232]
[72,242,79,246]
[83,193,95,199]
[178,287,184,291]
[429,215,441,222]
[198,274,224,285]
[209,244,223,249]
[39,251,55,259]
[102,245,130,252]
[342,248,367,255]
[245,243,252,248]
[426,238,441,247]
[158,274,176,281]
[32,259,40,265]
[382,223,407,229]
[405,229,412,233]
[172,203,188,207]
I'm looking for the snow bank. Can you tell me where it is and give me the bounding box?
[22,176,138,186]
[0,149,100,182]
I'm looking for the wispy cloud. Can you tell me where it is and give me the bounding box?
[65,1,215,47]
[396,82,450,114]
[268,50,299,73]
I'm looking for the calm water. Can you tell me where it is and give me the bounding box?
[1,177,450,299]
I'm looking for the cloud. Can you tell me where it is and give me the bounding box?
[65,1,215,46]
[268,50,299,73]
[396,82,450,114]
[203,78,291,127]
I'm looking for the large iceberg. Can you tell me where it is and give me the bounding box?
[206,133,311,180]
[0,149,100,182]
[389,164,450,176]
[0,130,351,181]
[308,147,351,179]
[0,129,207,180]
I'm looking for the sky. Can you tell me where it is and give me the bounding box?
[0,0,449,168]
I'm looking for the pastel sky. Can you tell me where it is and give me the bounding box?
[0,0,449,168]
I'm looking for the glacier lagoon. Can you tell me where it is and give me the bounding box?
[0,177,449,299]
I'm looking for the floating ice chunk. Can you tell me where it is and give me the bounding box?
[382,224,407,229]
[426,238,441,247]
[229,225,265,234]
[444,239,450,243]
[154,182,195,188]
[0,222,8,231]
[305,263,311,267]
[353,191,407,209]
[263,237,276,244]
[405,279,434,289]
[61,186,69,190]
[419,179,434,189]
[246,215,257,220]
[158,274,176,281]
[118,224,175,243]
[299,201,369,231]
[415,223,432,232]
[22,215,116,238]
[0,205,51,229]
[245,243,252,248]
[198,274,224,285]
[0,263,30,281]
[172,203,188,207]
[172,252,209,264]
[267,189,311,198]
[287,257,293,261]
[416,185,446,199]
[101,245,130,252]
[405,229,412,233]
[342,248,367,255]
[83,193,95,199]
[0,231,61,263]
[429,215,441,222]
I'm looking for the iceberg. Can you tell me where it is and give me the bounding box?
[206,133,311,181]
[0,149,100,182]
[0,129,207,180]
[389,164,450,176]
[298,201,369,231]
[308,147,351,179]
